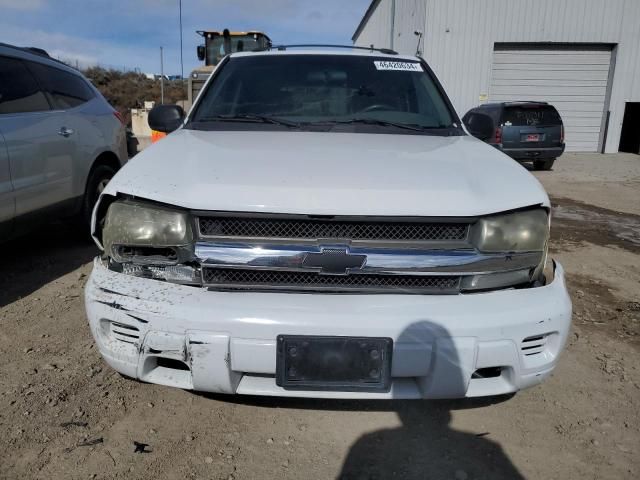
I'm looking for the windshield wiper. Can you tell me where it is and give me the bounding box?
[196,114,301,128]
[309,118,450,133]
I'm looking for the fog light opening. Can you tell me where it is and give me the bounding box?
[156,357,190,371]
[472,367,503,379]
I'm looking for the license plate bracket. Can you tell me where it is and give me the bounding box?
[276,335,393,392]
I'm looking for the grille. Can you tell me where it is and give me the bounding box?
[198,217,468,242]
[202,268,461,293]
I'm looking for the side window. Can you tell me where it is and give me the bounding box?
[0,56,50,114]
[464,112,494,139]
[29,63,94,109]
[463,111,481,128]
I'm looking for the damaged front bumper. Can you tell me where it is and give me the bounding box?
[85,258,572,399]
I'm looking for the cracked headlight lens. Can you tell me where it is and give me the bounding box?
[102,200,193,264]
[472,209,549,252]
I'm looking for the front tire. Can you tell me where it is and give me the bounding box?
[81,164,116,233]
[533,158,555,171]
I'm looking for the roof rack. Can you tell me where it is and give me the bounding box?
[270,44,398,55]
[25,47,50,58]
[0,43,72,70]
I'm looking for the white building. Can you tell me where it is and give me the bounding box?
[353,0,640,153]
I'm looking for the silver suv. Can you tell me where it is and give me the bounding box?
[0,43,127,241]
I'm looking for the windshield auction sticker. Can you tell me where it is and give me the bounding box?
[374,61,422,71]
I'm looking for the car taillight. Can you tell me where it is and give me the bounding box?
[495,127,502,144]
[113,111,125,125]
[560,125,564,143]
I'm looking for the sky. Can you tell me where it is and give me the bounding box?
[0,0,371,75]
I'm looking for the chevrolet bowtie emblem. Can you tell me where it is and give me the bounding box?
[302,248,367,275]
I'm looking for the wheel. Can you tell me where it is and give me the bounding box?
[533,158,555,171]
[81,164,116,232]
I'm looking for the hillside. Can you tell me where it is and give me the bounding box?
[83,67,187,124]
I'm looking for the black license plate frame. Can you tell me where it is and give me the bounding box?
[276,335,393,392]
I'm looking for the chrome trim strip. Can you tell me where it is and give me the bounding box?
[194,242,542,276]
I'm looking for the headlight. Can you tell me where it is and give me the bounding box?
[471,209,549,253]
[102,200,193,264]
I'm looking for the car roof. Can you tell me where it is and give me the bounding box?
[228,49,419,62]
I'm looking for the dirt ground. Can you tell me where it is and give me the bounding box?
[0,152,638,480]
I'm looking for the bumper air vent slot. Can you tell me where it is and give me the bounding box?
[521,334,548,357]
[110,322,141,344]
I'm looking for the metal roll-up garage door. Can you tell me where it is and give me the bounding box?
[489,44,613,152]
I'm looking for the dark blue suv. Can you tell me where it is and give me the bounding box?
[463,102,565,171]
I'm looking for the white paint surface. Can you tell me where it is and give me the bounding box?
[102,128,549,217]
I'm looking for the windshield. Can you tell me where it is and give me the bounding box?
[205,34,269,65]
[190,54,457,133]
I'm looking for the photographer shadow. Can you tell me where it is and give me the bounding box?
[339,321,525,480]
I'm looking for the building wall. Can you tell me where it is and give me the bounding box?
[354,0,427,55]
[353,0,640,153]
[354,0,394,51]
[390,0,427,55]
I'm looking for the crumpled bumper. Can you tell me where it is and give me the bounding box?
[84,258,572,399]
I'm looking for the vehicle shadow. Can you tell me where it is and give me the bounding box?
[0,222,97,307]
[196,321,524,479]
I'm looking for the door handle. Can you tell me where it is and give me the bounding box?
[58,127,74,137]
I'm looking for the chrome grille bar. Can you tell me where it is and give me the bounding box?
[195,242,542,276]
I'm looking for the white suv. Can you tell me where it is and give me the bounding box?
[85,48,571,399]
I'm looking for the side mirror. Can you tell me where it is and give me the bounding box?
[464,112,494,140]
[197,45,205,61]
[148,105,185,133]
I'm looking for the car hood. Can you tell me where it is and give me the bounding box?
[104,129,549,217]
